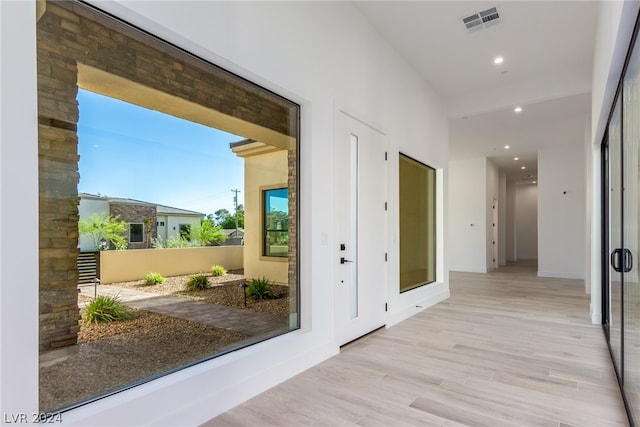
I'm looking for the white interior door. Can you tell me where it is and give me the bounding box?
[335,112,387,345]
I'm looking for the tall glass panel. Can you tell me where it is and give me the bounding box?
[399,154,436,292]
[610,97,623,379]
[609,100,622,382]
[624,36,640,424]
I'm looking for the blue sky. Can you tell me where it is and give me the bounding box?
[78,89,244,215]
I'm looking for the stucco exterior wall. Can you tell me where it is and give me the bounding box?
[165,215,202,241]
[100,246,243,284]
[243,150,289,284]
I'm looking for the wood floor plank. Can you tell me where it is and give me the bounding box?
[202,263,627,427]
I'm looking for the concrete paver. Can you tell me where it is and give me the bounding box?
[79,285,288,337]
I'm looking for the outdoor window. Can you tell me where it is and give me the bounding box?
[179,224,191,240]
[129,223,144,243]
[399,154,436,292]
[264,188,289,257]
[37,0,299,414]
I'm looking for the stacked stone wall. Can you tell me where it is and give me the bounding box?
[109,204,157,250]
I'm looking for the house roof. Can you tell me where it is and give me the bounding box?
[156,204,204,217]
[80,193,205,217]
[221,228,245,237]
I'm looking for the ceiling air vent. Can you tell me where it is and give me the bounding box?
[462,7,501,32]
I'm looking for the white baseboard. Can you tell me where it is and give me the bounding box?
[386,289,450,327]
[449,267,487,274]
[537,271,584,280]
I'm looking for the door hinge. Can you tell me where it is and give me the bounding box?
[385,202,388,211]
[385,253,388,262]
[385,303,388,312]
[384,151,388,161]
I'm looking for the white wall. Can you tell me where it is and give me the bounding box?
[499,172,507,265]
[165,215,201,240]
[589,0,640,324]
[448,157,501,272]
[515,184,538,260]
[0,1,40,420]
[506,181,516,261]
[1,1,449,425]
[78,198,110,251]
[584,118,593,293]
[448,157,487,273]
[486,159,499,269]
[538,144,586,279]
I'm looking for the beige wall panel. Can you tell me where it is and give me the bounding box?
[100,246,243,283]
[243,150,289,284]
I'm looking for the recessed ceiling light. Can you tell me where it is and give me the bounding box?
[521,166,526,170]
[532,180,537,184]
[514,106,522,113]
[504,145,510,149]
[494,56,504,65]
[514,157,519,161]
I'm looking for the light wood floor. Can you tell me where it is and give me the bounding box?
[203,263,628,426]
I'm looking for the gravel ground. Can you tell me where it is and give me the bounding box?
[40,310,247,413]
[108,272,292,318]
[40,273,292,413]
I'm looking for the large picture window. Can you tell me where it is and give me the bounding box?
[264,188,289,257]
[399,154,436,292]
[37,0,299,414]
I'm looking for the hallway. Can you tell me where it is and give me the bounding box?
[205,264,627,426]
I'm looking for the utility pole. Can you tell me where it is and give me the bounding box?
[231,189,241,235]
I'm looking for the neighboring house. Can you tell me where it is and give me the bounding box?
[218,228,244,246]
[78,193,205,251]
[231,139,289,284]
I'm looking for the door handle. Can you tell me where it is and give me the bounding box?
[611,248,633,273]
[612,248,623,272]
[340,257,353,264]
[624,249,633,273]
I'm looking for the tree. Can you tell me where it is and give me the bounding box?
[78,212,128,251]
[211,209,230,225]
[266,209,288,230]
[188,218,227,246]
[211,206,244,229]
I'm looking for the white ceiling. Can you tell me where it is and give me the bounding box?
[354,1,598,181]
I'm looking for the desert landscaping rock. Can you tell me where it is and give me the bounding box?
[40,273,292,413]
[40,310,247,413]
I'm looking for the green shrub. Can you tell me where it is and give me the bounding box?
[246,276,275,300]
[83,295,132,324]
[211,265,227,277]
[185,274,210,291]
[144,272,165,286]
